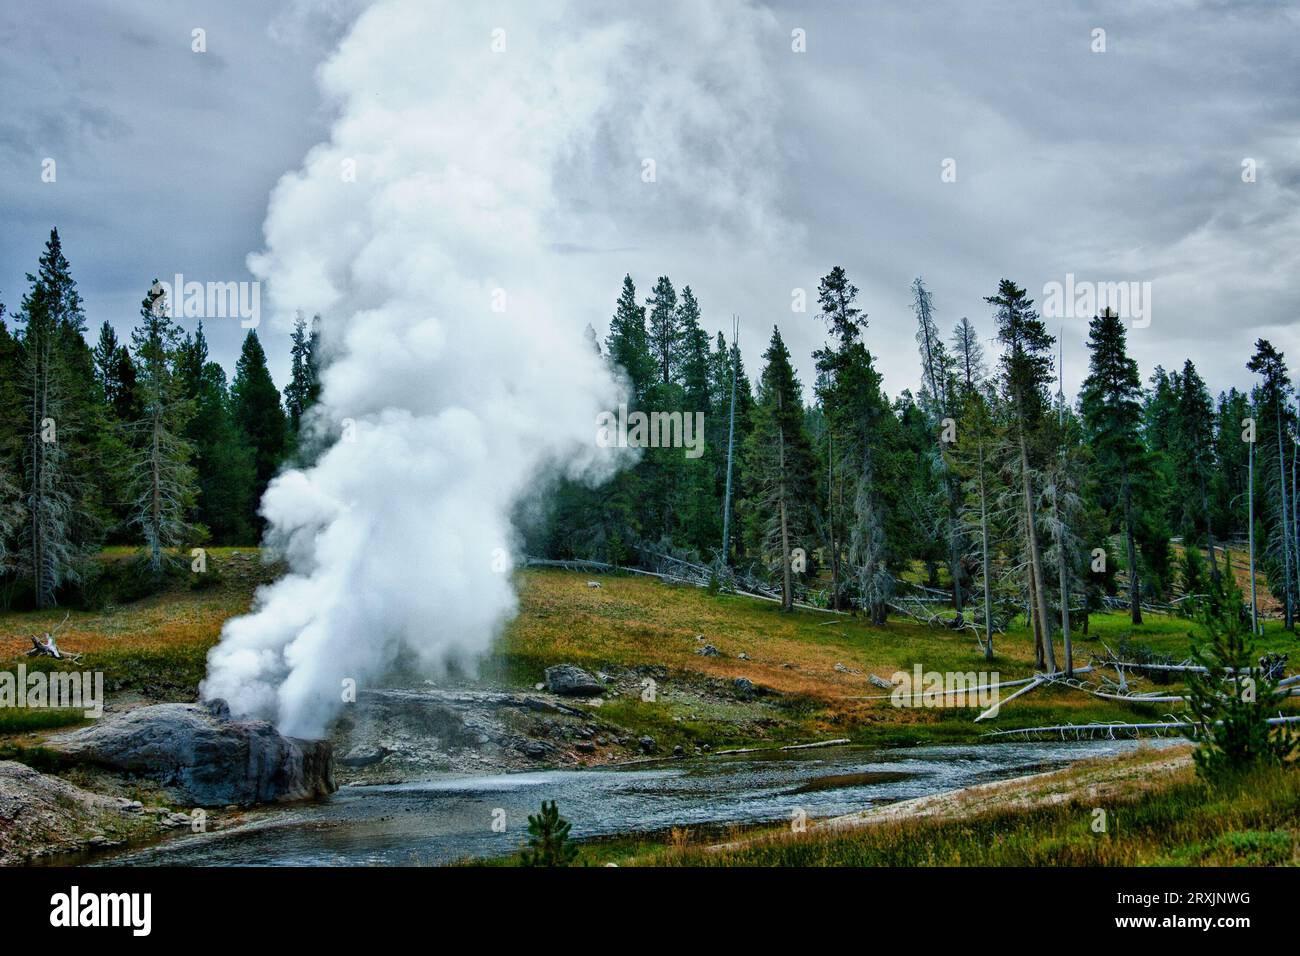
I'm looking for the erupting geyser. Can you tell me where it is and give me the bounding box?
[201,0,783,738]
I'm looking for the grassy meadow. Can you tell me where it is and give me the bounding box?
[1,549,1295,752]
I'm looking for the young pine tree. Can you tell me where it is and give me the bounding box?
[1183,571,1299,782]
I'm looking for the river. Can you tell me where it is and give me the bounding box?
[91,738,1171,866]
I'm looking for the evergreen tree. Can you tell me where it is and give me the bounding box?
[948,317,998,657]
[1173,359,1220,580]
[742,326,816,611]
[176,321,256,544]
[1215,388,1251,541]
[520,800,578,867]
[1080,307,1147,629]
[285,311,321,433]
[231,329,288,532]
[1183,572,1298,781]
[814,267,898,622]
[675,287,711,411]
[605,275,654,403]
[911,276,963,615]
[645,275,679,385]
[92,321,120,403]
[15,229,104,607]
[0,302,22,585]
[128,283,198,572]
[1246,339,1295,629]
[988,278,1056,668]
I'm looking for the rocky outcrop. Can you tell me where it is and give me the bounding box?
[49,700,336,807]
[543,664,603,696]
[0,760,146,864]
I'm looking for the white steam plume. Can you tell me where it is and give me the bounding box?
[201,0,781,739]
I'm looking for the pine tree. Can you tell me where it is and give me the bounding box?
[952,316,984,392]
[177,324,257,545]
[814,267,897,622]
[285,311,321,433]
[1173,359,1221,580]
[1080,307,1148,630]
[1215,388,1251,540]
[15,229,103,607]
[742,326,816,611]
[645,276,679,386]
[988,278,1056,668]
[1246,339,1295,630]
[1183,571,1298,781]
[675,287,711,411]
[712,328,754,563]
[0,301,22,583]
[911,277,963,615]
[520,800,578,867]
[128,283,198,572]
[948,317,998,657]
[231,329,288,533]
[605,275,655,403]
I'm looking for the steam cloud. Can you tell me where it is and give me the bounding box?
[202,0,781,738]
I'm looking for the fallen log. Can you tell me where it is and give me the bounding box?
[984,714,1300,740]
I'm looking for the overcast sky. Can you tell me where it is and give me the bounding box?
[4,0,1298,403]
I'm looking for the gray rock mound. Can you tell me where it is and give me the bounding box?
[544,664,603,696]
[49,700,335,807]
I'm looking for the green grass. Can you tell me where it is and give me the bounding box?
[1,557,1295,756]
[0,708,89,734]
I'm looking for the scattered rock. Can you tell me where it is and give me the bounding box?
[696,644,721,657]
[733,677,755,695]
[868,673,896,690]
[737,652,750,660]
[517,739,554,760]
[339,745,391,768]
[543,664,604,697]
[638,736,657,755]
[574,741,595,753]
[672,745,685,757]
[586,580,602,589]
[49,701,336,807]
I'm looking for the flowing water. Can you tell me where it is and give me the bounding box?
[92,738,1172,866]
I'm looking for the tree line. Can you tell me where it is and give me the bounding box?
[528,268,1296,672]
[3,227,1293,664]
[0,228,319,609]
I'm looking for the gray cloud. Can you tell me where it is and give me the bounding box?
[3,0,1298,400]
